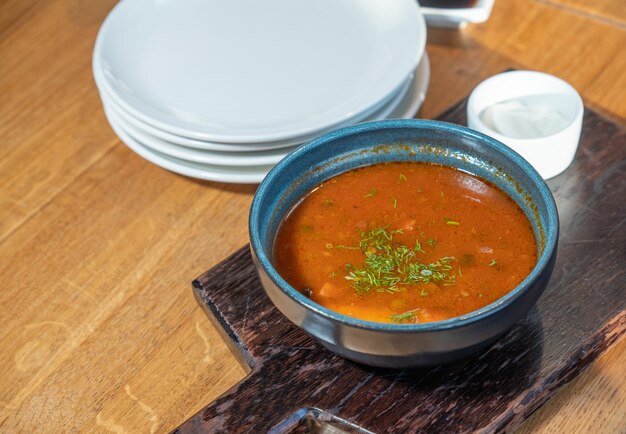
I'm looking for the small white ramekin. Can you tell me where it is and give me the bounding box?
[467,70,583,179]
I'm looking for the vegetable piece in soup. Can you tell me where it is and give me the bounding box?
[273,162,537,324]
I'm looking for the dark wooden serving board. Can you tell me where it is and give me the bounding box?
[175,98,626,434]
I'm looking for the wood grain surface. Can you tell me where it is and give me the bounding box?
[180,99,626,434]
[0,0,624,432]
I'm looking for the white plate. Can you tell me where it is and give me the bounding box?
[93,0,426,143]
[95,61,405,149]
[103,74,412,166]
[393,53,430,120]
[98,53,430,154]
[105,104,299,166]
[102,54,430,183]
[98,71,413,153]
[99,93,308,152]
[102,105,273,184]
[101,70,416,164]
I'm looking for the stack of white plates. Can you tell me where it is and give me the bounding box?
[93,0,429,183]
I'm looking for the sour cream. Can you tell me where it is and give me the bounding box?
[479,94,571,139]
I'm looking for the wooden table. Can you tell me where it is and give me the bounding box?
[1,0,624,432]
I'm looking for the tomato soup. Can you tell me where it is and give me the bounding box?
[273,162,537,324]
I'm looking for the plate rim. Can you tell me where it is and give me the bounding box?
[93,0,427,143]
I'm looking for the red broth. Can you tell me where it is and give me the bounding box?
[274,162,537,324]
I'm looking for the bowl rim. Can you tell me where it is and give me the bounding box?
[249,118,559,333]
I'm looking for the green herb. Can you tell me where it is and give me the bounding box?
[458,266,463,277]
[364,188,378,198]
[414,240,424,253]
[478,293,484,298]
[445,219,460,226]
[404,256,457,286]
[357,226,403,253]
[427,238,437,247]
[390,309,419,323]
[489,259,498,267]
[329,271,338,277]
[420,288,429,297]
[392,197,397,208]
[343,227,458,295]
[335,245,360,250]
[398,173,407,183]
[323,198,334,207]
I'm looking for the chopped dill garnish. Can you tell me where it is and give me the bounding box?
[357,226,403,253]
[414,240,424,253]
[390,309,419,323]
[364,188,378,198]
[329,271,338,277]
[458,266,463,277]
[398,173,407,183]
[445,219,460,226]
[489,259,498,267]
[405,256,456,286]
[343,226,458,295]
[478,293,484,298]
[427,238,437,247]
[392,197,397,208]
[335,245,360,250]
[420,288,429,297]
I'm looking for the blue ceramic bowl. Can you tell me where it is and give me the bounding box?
[249,119,558,368]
